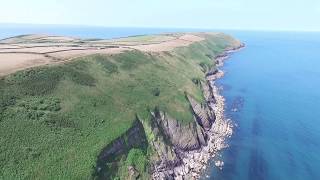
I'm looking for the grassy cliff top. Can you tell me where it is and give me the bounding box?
[0,33,212,76]
[0,33,241,179]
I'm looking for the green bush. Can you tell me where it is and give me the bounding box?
[94,55,119,74]
[9,68,62,96]
[117,51,152,70]
[65,67,96,86]
[44,113,76,129]
[126,148,147,173]
[152,88,160,96]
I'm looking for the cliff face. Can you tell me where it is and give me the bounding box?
[149,43,244,179]
[92,80,217,180]
[187,94,215,131]
[91,42,244,180]
[93,120,148,179]
[151,110,207,151]
[150,80,217,179]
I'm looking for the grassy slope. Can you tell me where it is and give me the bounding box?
[0,33,240,179]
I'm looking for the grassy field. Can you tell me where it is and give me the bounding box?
[0,33,240,179]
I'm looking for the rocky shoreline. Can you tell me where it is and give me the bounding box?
[171,75,233,180]
[152,44,244,180]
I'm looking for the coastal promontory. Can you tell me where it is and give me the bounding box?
[0,33,242,179]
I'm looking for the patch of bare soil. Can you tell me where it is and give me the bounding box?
[0,53,50,76]
[0,33,205,76]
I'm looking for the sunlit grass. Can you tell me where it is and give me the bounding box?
[0,33,239,179]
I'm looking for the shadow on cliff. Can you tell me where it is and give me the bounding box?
[92,118,148,179]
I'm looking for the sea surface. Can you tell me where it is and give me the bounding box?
[0,24,210,40]
[1,25,320,180]
[202,31,320,180]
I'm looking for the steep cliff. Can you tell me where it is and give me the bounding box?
[0,33,242,180]
[88,35,243,179]
[150,78,220,179]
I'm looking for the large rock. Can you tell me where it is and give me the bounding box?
[187,95,215,131]
[151,110,207,151]
[150,131,180,171]
[201,81,216,104]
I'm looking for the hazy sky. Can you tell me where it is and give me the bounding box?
[1,0,320,31]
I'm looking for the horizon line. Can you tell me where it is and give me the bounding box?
[1,22,320,33]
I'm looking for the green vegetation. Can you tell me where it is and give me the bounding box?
[0,33,239,179]
[92,119,149,180]
[126,149,147,172]
[110,34,175,43]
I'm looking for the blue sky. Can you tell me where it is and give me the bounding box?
[1,0,319,31]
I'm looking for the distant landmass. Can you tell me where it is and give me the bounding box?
[0,23,220,40]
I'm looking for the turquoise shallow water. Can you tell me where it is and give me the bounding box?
[203,31,320,180]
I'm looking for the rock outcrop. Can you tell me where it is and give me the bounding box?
[201,81,216,104]
[149,112,181,175]
[187,93,215,131]
[150,80,219,179]
[151,110,207,151]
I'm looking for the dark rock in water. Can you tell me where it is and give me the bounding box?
[248,148,268,180]
[251,117,260,136]
[221,84,232,91]
[230,96,244,112]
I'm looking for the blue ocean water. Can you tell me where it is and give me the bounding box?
[203,31,320,180]
[0,24,210,40]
